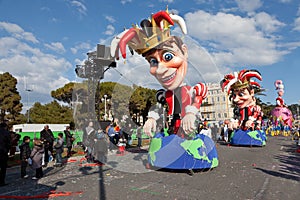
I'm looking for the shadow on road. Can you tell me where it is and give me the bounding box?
[254,141,300,182]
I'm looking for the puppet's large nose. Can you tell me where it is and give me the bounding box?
[156,63,168,75]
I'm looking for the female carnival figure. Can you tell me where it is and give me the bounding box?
[220,69,266,146]
[271,80,293,132]
[111,8,218,170]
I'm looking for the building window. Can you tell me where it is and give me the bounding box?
[224,113,227,118]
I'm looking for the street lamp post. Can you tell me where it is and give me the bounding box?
[101,94,109,121]
[26,89,33,123]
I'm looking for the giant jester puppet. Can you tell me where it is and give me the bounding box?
[271,80,293,130]
[220,69,266,146]
[111,9,218,170]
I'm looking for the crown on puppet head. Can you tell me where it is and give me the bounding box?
[220,69,262,94]
[110,7,187,59]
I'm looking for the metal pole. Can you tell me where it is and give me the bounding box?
[26,89,32,123]
[104,94,107,121]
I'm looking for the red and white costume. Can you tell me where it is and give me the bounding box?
[220,69,263,131]
[161,83,207,134]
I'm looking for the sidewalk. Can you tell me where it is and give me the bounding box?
[0,146,150,199]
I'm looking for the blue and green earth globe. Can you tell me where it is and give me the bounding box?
[148,133,219,169]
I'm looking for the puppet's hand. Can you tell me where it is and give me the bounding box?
[181,113,196,134]
[245,120,254,129]
[143,118,156,137]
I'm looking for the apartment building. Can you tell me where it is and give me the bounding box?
[200,82,234,124]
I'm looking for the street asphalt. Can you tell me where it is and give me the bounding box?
[0,136,299,200]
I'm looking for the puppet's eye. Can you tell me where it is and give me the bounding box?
[238,91,245,97]
[149,58,158,66]
[163,52,174,61]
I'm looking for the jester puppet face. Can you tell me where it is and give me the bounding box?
[110,9,188,91]
[232,87,255,109]
[144,36,188,91]
[220,69,262,109]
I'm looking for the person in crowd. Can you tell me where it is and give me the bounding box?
[40,125,54,167]
[94,129,108,164]
[64,126,74,158]
[126,123,133,146]
[121,125,129,143]
[83,121,96,163]
[117,134,127,155]
[53,133,64,167]
[114,124,121,146]
[199,121,212,138]
[220,120,229,142]
[19,136,31,178]
[136,125,143,148]
[107,123,116,151]
[0,121,11,186]
[9,130,21,158]
[30,139,44,180]
[210,124,219,142]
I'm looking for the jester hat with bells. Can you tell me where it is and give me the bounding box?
[220,69,262,99]
[110,8,187,59]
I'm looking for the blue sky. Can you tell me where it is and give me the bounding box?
[0,0,300,113]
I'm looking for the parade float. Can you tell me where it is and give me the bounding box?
[111,8,218,170]
[270,80,293,133]
[220,69,267,146]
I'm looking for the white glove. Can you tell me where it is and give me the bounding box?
[181,113,196,134]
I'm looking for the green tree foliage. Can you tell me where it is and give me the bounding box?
[0,72,24,125]
[100,82,132,121]
[130,86,157,123]
[29,100,73,124]
[288,104,299,119]
[53,81,158,125]
[51,82,75,104]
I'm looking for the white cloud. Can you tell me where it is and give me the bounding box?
[120,0,132,5]
[184,10,287,68]
[0,23,72,109]
[159,0,174,3]
[235,0,262,13]
[44,42,66,53]
[0,22,38,43]
[105,15,116,23]
[253,12,285,33]
[70,0,87,16]
[279,0,292,3]
[104,25,115,35]
[293,16,300,31]
[70,42,91,54]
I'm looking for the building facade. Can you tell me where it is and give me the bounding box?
[200,82,234,124]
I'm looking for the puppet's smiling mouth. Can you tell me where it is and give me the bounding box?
[162,71,176,83]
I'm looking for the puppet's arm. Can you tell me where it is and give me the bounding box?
[181,83,208,134]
